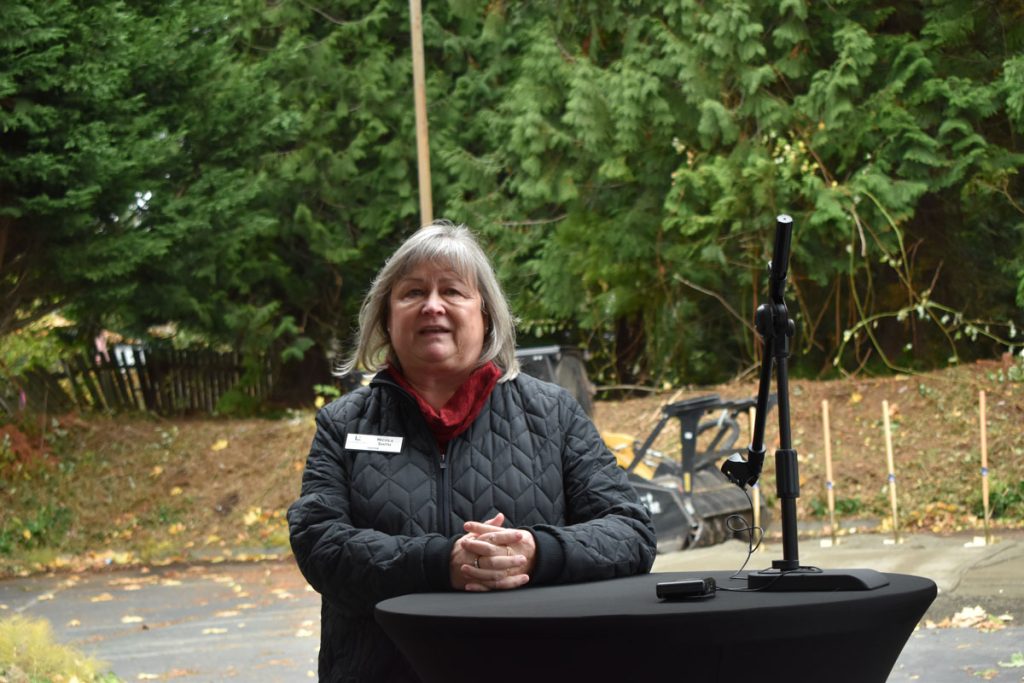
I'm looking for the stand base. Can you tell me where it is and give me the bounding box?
[747,567,890,591]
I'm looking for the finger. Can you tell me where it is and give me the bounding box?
[464,512,504,536]
[463,520,503,536]
[464,523,523,542]
[460,564,528,590]
[462,553,528,573]
[482,512,505,527]
[488,573,530,590]
[460,537,497,557]
[461,537,525,562]
[461,559,525,576]
[475,529,524,546]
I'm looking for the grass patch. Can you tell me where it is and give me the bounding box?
[0,615,121,682]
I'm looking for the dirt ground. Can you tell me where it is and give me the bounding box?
[593,359,1024,534]
[1,360,1022,577]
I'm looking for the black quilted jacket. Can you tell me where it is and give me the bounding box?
[287,370,657,683]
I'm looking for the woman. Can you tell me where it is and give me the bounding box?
[287,221,656,682]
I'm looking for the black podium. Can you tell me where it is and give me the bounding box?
[376,570,936,683]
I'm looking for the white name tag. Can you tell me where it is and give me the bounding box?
[345,433,404,453]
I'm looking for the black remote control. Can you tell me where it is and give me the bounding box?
[656,577,716,599]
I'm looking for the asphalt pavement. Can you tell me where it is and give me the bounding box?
[655,530,1024,683]
[1,531,1022,682]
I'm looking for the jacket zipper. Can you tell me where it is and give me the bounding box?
[372,374,453,537]
[438,447,451,537]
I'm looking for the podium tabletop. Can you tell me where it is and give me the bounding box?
[375,570,936,683]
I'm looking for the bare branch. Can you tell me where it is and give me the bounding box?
[499,215,567,227]
[672,275,757,334]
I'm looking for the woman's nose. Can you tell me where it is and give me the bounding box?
[421,290,445,314]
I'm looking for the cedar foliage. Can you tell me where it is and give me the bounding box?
[2,0,1022,394]
[458,1,1024,384]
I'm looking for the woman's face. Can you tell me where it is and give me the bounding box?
[387,261,486,382]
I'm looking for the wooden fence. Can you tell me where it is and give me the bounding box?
[1,346,273,417]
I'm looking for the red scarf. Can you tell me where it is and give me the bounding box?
[387,361,502,452]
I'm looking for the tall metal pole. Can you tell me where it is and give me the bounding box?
[409,0,433,225]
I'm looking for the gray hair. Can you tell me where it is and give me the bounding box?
[338,221,520,381]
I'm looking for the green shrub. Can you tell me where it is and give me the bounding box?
[972,479,1024,519]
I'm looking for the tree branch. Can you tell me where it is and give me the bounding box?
[672,275,756,334]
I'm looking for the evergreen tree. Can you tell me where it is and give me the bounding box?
[1,1,168,338]
[3,0,1021,399]
[447,1,1024,383]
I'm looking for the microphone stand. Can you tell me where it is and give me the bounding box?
[722,215,888,591]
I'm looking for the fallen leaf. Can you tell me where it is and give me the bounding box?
[849,392,863,404]
[941,606,1012,632]
[210,439,228,451]
[150,466,163,477]
[121,615,144,624]
[67,619,81,627]
[242,507,262,526]
[37,592,54,601]
[91,593,114,602]
[137,674,159,680]
[170,486,183,496]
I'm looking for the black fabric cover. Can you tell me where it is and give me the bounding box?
[376,570,937,683]
[288,371,657,683]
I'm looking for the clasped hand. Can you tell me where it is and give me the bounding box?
[450,512,536,592]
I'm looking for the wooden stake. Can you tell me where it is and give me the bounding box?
[749,407,761,551]
[409,0,432,225]
[822,399,837,545]
[980,390,991,545]
[882,400,900,543]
